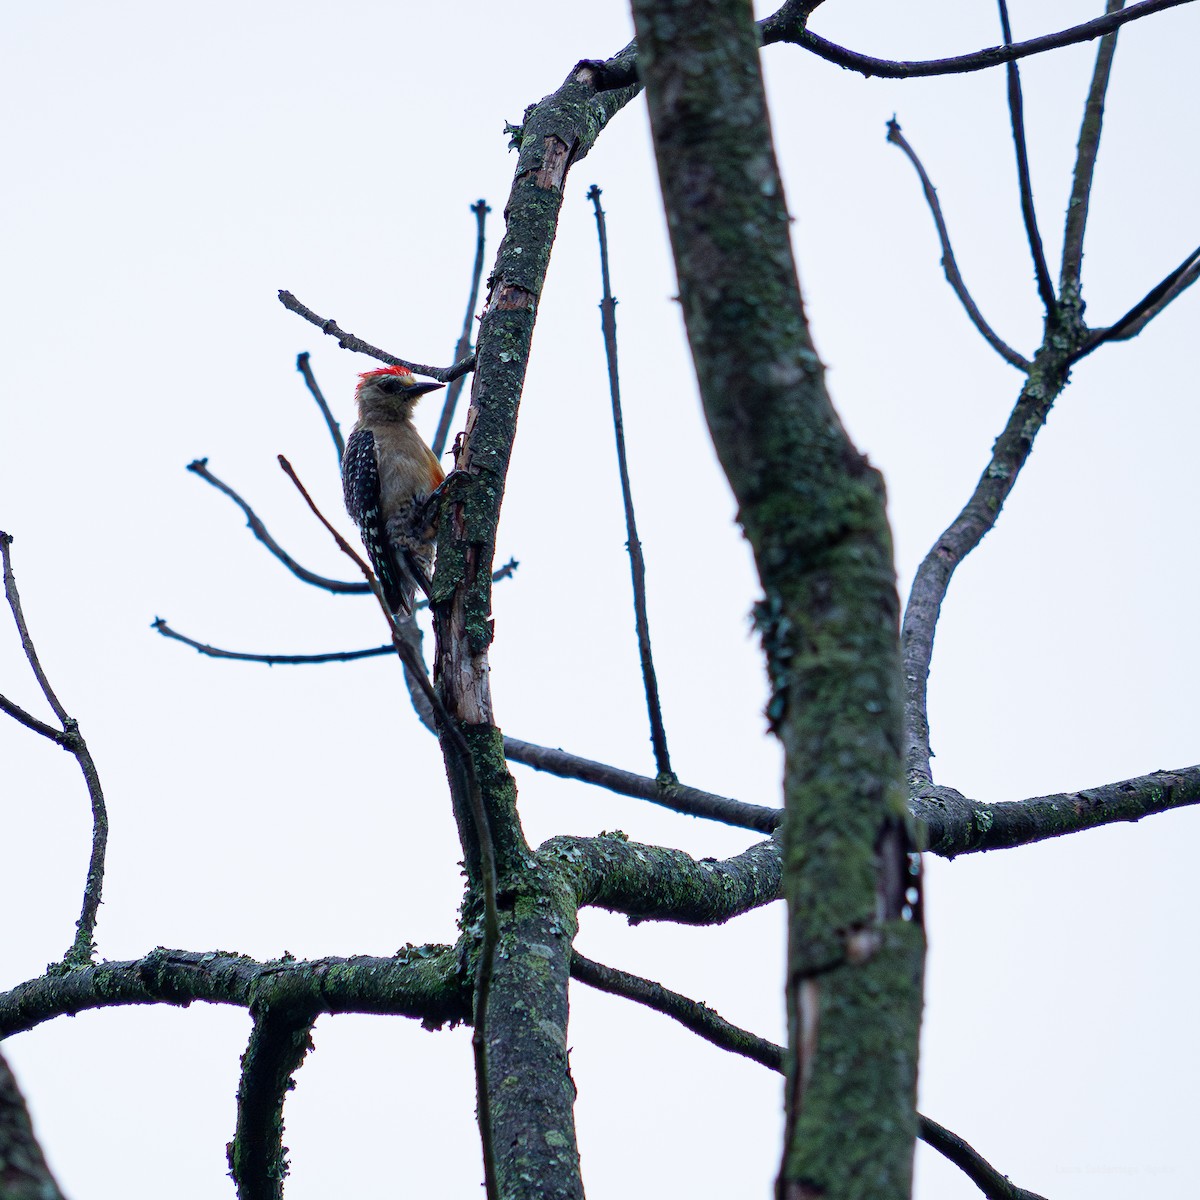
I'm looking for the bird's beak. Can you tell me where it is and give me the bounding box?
[405,381,445,399]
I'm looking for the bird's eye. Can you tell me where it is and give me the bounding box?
[377,377,407,395]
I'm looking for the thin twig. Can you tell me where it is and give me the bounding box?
[570,950,1044,1198]
[228,1007,316,1200]
[1060,0,1125,296]
[296,352,344,463]
[149,561,518,669]
[587,185,675,781]
[0,691,68,743]
[759,0,1196,78]
[432,200,491,458]
[886,120,1030,371]
[570,951,783,1069]
[151,619,394,665]
[1073,242,1200,358]
[504,736,780,832]
[997,0,1056,315]
[917,1115,1049,1200]
[275,456,500,1200]
[1,532,108,964]
[277,291,476,383]
[187,458,369,593]
[1,534,68,724]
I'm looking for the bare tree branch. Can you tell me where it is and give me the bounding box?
[917,1115,1049,1200]
[0,946,468,1039]
[549,831,783,926]
[997,0,1057,314]
[759,0,1196,78]
[432,199,492,458]
[187,459,370,594]
[570,953,1046,1199]
[504,736,780,832]
[900,350,1074,786]
[915,765,1200,856]
[2,531,108,965]
[886,119,1030,371]
[1073,242,1200,357]
[630,1,923,1189]
[0,1051,69,1200]
[150,618,394,665]
[295,351,344,464]
[570,951,783,1070]
[587,184,675,781]
[0,691,68,744]
[276,290,475,383]
[229,1007,316,1200]
[1060,0,1125,297]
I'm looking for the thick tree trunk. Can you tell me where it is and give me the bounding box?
[628,1,926,1195]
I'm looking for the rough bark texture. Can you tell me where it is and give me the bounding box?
[484,870,582,1200]
[0,1051,67,1200]
[628,1,924,1196]
[424,56,641,1198]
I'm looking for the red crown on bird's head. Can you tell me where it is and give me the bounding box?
[358,363,417,386]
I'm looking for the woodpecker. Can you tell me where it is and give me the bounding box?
[342,364,446,614]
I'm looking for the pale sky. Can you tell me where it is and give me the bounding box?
[3,3,1198,1198]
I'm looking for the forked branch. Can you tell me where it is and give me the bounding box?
[1,532,108,965]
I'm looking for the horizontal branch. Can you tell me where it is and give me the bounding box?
[0,946,468,1039]
[151,618,394,665]
[277,291,475,383]
[504,737,780,832]
[914,765,1200,856]
[761,0,1195,78]
[188,459,369,594]
[545,832,783,925]
[150,562,517,669]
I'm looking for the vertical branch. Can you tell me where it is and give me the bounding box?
[432,200,492,459]
[998,0,1057,314]
[900,348,1074,786]
[228,1005,315,1200]
[424,53,644,1200]
[1060,0,1125,296]
[1,532,109,964]
[628,3,924,1197]
[295,351,345,463]
[586,184,675,783]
